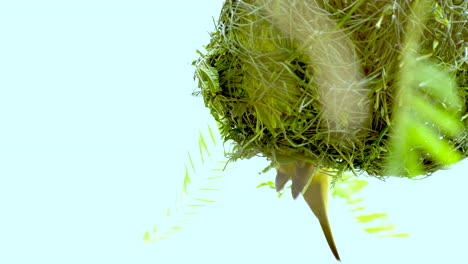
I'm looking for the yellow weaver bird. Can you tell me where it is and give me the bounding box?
[276,162,340,261]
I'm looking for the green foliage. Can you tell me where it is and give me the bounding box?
[256,181,276,189]
[364,225,395,234]
[355,213,388,224]
[143,126,231,243]
[183,165,191,194]
[333,176,410,238]
[187,151,196,173]
[387,57,465,176]
[386,0,466,177]
[257,180,286,197]
[198,130,210,164]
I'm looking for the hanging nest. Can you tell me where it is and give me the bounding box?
[193,0,468,179]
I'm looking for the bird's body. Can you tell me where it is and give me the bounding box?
[276,162,340,261]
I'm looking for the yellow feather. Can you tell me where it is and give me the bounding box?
[303,170,341,261]
[276,163,340,261]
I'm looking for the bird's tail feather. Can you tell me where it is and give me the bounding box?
[303,171,341,261]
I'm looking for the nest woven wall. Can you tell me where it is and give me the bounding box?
[193,0,468,179]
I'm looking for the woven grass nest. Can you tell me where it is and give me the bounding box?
[193,0,468,179]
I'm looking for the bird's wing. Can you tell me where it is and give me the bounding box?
[292,161,315,199]
[275,162,295,192]
[276,161,316,199]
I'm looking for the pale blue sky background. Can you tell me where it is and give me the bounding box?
[0,1,466,264]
